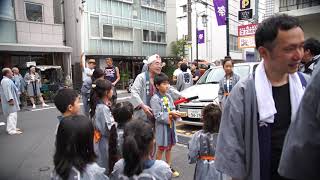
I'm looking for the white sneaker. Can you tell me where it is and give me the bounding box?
[32,104,36,108]
[0,122,5,126]
[42,103,49,107]
[8,130,23,135]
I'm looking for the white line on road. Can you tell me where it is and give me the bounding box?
[30,106,56,112]
[29,96,131,112]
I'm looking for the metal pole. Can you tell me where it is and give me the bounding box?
[254,0,260,61]
[226,0,230,56]
[188,0,192,42]
[196,14,199,67]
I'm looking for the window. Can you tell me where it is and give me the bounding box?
[157,32,165,42]
[151,31,157,41]
[53,0,64,24]
[143,30,149,41]
[141,0,165,10]
[0,0,15,19]
[114,27,133,41]
[229,35,240,52]
[90,16,99,37]
[103,25,113,38]
[25,2,43,22]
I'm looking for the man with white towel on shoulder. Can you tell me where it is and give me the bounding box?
[214,14,309,180]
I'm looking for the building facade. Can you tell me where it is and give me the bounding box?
[0,0,72,77]
[73,0,176,89]
[273,0,320,39]
[176,0,267,62]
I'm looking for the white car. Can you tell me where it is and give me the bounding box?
[177,62,260,126]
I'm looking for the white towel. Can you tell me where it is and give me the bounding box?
[255,61,304,124]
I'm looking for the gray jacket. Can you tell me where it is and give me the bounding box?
[51,162,108,180]
[278,65,320,179]
[176,72,193,92]
[110,159,172,180]
[0,77,20,116]
[131,72,181,121]
[150,93,179,147]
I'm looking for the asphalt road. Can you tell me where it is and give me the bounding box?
[0,99,196,180]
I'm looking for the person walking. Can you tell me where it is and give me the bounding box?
[104,58,120,104]
[24,66,48,108]
[215,14,308,180]
[0,68,22,135]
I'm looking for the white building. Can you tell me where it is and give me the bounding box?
[273,0,320,39]
[176,0,266,62]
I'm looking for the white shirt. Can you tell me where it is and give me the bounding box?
[173,68,191,77]
[82,67,94,81]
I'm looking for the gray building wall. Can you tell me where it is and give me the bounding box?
[14,0,65,45]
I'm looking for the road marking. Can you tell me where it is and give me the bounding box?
[30,106,56,112]
[28,96,131,112]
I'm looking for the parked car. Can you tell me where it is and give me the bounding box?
[177,62,259,126]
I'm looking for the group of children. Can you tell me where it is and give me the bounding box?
[51,72,223,180]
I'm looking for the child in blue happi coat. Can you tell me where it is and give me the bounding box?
[150,72,181,177]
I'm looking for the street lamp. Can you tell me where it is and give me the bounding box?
[196,12,208,68]
[201,14,208,27]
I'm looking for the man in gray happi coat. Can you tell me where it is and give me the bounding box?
[278,64,320,179]
[0,68,22,135]
[215,14,307,180]
[131,54,181,122]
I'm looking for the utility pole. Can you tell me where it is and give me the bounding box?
[226,0,230,56]
[187,0,192,42]
[254,0,259,61]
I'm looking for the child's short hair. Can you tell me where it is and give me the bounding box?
[180,63,188,72]
[201,103,221,133]
[154,72,169,87]
[54,88,79,114]
[112,102,134,128]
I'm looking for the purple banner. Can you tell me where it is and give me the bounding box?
[197,30,205,44]
[213,0,226,26]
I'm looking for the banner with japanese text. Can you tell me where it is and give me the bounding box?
[213,0,226,26]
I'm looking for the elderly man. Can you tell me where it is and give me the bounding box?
[12,67,25,106]
[131,54,181,123]
[0,68,22,135]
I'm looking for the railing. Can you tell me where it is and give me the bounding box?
[279,0,320,12]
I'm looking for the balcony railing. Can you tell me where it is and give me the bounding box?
[279,0,320,12]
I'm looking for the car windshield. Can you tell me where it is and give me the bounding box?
[197,65,250,84]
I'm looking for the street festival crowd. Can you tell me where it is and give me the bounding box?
[0,14,320,180]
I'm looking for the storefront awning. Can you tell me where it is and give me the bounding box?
[0,43,72,53]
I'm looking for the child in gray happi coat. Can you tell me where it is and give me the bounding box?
[108,101,134,174]
[188,103,223,180]
[52,115,108,180]
[90,79,115,175]
[110,119,172,180]
[150,72,181,177]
